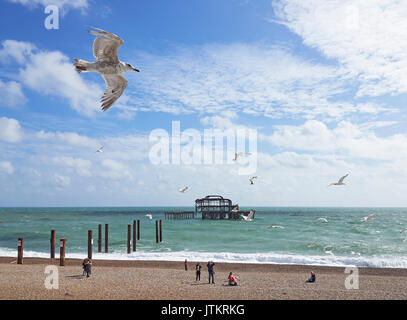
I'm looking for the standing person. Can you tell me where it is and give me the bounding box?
[184,259,188,271]
[195,263,202,281]
[207,261,215,284]
[85,259,92,278]
[82,258,88,276]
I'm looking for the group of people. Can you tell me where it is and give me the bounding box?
[184,259,317,285]
[184,259,238,286]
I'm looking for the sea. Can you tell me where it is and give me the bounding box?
[1,207,407,268]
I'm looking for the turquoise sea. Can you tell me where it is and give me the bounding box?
[1,207,407,268]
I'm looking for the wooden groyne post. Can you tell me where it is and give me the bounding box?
[159,220,162,243]
[133,220,137,252]
[98,224,102,253]
[88,230,93,259]
[155,220,159,243]
[59,238,66,266]
[137,220,140,240]
[50,230,56,259]
[127,224,131,254]
[105,224,109,253]
[17,238,23,264]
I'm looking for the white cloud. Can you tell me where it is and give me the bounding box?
[0,79,26,107]
[0,161,14,175]
[100,159,134,180]
[52,173,71,187]
[7,0,88,14]
[52,156,92,177]
[273,0,407,97]
[0,117,23,142]
[35,130,99,149]
[0,40,36,64]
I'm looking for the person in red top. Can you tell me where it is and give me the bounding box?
[228,272,238,286]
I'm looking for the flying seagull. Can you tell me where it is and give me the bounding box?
[400,227,407,233]
[315,218,328,223]
[145,214,152,220]
[95,146,104,153]
[267,225,284,229]
[328,174,349,186]
[361,213,375,223]
[232,152,251,161]
[249,176,258,185]
[73,27,140,111]
[307,242,317,248]
[179,186,188,193]
[231,206,239,213]
[241,210,255,221]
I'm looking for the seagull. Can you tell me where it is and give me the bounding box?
[241,210,255,221]
[231,206,239,213]
[232,152,251,161]
[95,146,104,153]
[307,242,317,248]
[360,213,375,223]
[351,251,361,256]
[400,227,407,233]
[267,225,284,229]
[73,27,140,111]
[315,218,328,223]
[328,174,349,186]
[145,214,152,220]
[179,186,188,193]
[249,176,258,185]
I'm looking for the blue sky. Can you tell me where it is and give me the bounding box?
[0,0,407,207]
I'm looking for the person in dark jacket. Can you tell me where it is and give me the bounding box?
[207,261,215,284]
[195,263,202,281]
[306,271,316,283]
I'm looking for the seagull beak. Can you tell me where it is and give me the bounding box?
[133,68,140,72]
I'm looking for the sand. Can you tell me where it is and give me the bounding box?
[0,257,407,300]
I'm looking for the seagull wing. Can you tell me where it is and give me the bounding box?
[101,75,128,111]
[89,27,124,63]
[338,174,349,184]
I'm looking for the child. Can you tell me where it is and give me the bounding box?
[82,258,88,276]
[85,259,92,278]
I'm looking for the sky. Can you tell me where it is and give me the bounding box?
[0,0,407,207]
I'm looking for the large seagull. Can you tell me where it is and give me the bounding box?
[73,27,140,111]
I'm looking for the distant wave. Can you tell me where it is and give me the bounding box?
[1,247,407,268]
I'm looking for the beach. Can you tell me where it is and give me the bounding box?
[1,257,407,300]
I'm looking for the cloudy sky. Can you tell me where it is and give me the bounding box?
[0,0,406,207]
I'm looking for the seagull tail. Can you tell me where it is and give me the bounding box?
[73,59,91,73]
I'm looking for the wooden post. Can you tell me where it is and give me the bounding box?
[50,230,56,259]
[105,224,109,253]
[88,230,93,259]
[127,224,131,254]
[133,220,136,252]
[98,224,102,253]
[137,220,140,240]
[155,220,159,243]
[159,220,162,242]
[17,238,23,264]
[59,239,66,266]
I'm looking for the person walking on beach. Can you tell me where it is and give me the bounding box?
[82,258,89,276]
[207,261,215,284]
[184,259,188,271]
[195,263,202,281]
[306,271,316,283]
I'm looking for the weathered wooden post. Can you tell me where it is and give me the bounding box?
[50,230,56,258]
[137,220,140,240]
[17,238,23,264]
[105,224,109,253]
[133,220,137,252]
[159,220,162,243]
[98,224,102,253]
[155,220,159,243]
[127,224,131,254]
[88,230,93,259]
[59,238,66,266]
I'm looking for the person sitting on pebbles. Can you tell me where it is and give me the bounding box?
[306,271,316,283]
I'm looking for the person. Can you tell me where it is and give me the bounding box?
[207,261,215,284]
[195,263,202,281]
[85,259,92,278]
[184,259,188,271]
[306,271,316,283]
[228,272,238,286]
[82,258,88,276]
